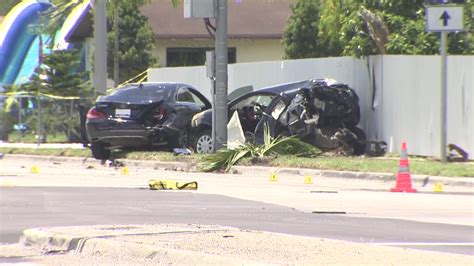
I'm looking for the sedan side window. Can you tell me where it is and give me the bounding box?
[177,88,195,103]
[230,94,274,113]
[189,92,208,109]
[177,87,210,110]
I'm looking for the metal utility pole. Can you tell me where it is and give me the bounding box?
[94,0,107,93]
[214,0,228,150]
[113,1,120,87]
[184,0,227,151]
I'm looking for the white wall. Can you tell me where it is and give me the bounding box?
[147,55,474,157]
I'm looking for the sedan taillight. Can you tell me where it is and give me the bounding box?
[87,107,106,120]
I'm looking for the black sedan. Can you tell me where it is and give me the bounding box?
[85,82,211,160]
[190,79,366,155]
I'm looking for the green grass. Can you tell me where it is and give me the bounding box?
[268,155,474,177]
[0,147,473,177]
[7,131,68,143]
[0,147,91,157]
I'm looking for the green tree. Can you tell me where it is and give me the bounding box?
[0,0,21,16]
[107,0,157,84]
[286,0,473,58]
[319,0,474,56]
[25,49,94,140]
[283,0,323,59]
[27,49,93,97]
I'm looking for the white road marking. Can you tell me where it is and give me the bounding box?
[372,242,474,246]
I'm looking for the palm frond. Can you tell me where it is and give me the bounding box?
[198,149,238,172]
[227,148,251,171]
[271,137,322,157]
[199,121,323,172]
[41,0,84,46]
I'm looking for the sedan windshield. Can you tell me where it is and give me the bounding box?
[101,84,174,103]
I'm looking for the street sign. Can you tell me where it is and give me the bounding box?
[426,6,464,31]
[425,5,464,162]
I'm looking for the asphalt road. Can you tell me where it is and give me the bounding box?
[1,186,473,255]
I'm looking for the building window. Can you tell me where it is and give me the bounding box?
[166,47,236,67]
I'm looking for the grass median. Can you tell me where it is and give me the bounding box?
[0,147,472,177]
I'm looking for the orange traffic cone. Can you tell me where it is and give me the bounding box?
[390,142,417,193]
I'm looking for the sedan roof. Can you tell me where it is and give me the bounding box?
[255,80,314,96]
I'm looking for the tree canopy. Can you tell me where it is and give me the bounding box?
[107,0,157,84]
[283,0,325,59]
[284,0,473,58]
[26,48,93,97]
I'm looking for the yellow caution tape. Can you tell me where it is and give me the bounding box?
[3,91,88,100]
[107,69,150,93]
[39,93,81,100]
[120,69,148,85]
[148,179,198,190]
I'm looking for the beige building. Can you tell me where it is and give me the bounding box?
[140,0,294,67]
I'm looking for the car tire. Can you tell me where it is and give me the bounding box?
[194,129,213,154]
[90,143,110,160]
[350,127,366,156]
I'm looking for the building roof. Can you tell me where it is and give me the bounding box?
[140,0,294,39]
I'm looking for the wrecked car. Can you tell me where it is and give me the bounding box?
[85,82,211,160]
[190,79,367,155]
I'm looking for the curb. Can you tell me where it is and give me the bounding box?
[4,154,473,187]
[20,228,254,265]
[3,154,195,172]
[233,165,474,187]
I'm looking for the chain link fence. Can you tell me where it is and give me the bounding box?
[0,94,93,144]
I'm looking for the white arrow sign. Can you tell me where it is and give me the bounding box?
[426,6,464,32]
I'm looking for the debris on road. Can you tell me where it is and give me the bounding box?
[148,180,198,190]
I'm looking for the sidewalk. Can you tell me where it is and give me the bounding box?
[13,224,474,265]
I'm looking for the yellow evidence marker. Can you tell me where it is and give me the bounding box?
[434,182,443,193]
[31,166,40,174]
[269,172,278,182]
[121,167,129,175]
[304,175,313,184]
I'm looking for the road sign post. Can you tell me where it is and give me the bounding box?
[425,4,464,163]
[440,31,447,163]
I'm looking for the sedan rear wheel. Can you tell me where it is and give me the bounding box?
[194,130,213,154]
[90,143,110,160]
